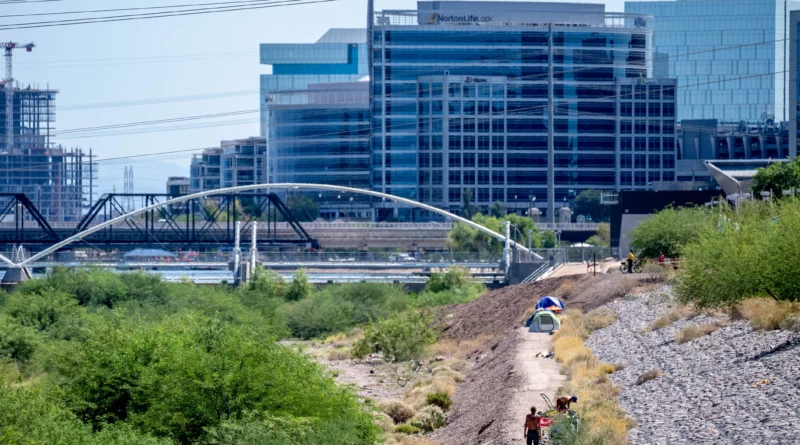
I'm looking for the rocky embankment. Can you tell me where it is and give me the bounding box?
[588,288,800,445]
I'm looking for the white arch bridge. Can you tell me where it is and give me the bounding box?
[1,185,543,278]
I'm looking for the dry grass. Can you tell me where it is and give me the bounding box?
[646,306,695,332]
[675,323,722,344]
[380,400,416,424]
[327,348,351,361]
[552,310,631,445]
[426,335,492,359]
[782,315,800,332]
[555,280,578,299]
[584,307,618,332]
[736,298,800,331]
[635,369,662,386]
[403,376,457,410]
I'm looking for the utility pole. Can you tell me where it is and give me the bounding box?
[250,222,257,274]
[3,42,35,152]
[232,221,241,284]
[504,220,511,276]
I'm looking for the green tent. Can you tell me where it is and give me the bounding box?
[527,310,561,333]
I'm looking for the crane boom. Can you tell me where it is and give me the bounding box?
[4,42,35,153]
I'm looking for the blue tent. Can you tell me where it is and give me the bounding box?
[535,296,565,313]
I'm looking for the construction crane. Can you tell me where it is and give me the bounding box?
[3,42,35,152]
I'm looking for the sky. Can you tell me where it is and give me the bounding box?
[3,0,628,195]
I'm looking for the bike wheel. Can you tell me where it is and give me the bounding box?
[620,264,629,274]
[633,263,644,273]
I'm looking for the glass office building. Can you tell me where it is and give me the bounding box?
[791,10,800,159]
[626,0,800,122]
[260,28,369,139]
[269,82,370,190]
[371,1,663,220]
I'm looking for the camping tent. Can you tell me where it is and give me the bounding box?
[526,310,561,333]
[535,296,565,313]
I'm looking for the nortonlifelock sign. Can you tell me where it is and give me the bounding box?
[417,1,606,26]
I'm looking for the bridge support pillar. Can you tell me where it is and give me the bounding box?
[1,266,32,289]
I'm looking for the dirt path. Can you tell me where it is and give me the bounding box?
[500,328,565,443]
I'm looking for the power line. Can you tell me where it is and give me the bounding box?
[0,0,334,30]
[0,0,311,18]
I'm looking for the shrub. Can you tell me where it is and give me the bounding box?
[781,315,800,332]
[599,363,616,374]
[647,307,694,332]
[630,206,714,259]
[410,405,446,432]
[675,323,720,344]
[0,317,38,362]
[584,307,618,332]
[555,281,577,300]
[247,266,286,299]
[352,312,438,362]
[327,348,351,361]
[4,289,79,332]
[425,391,452,411]
[636,369,662,386]
[285,268,313,302]
[395,423,421,435]
[424,267,473,293]
[736,298,799,331]
[381,400,415,424]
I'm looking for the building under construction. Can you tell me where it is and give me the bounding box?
[0,84,96,222]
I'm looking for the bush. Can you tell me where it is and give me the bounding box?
[424,267,472,293]
[327,348,351,361]
[425,391,452,411]
[285,283,409,339]
[352,312,438,362]
[381,400,416,424]
[736,298,799,331]
[410,405,446,432]
[0,316,38,362]
[781,315,800,332]
[4,289,79,332]
[247,266,286,299]
[285,268,313,302]
[636,369,662,386]
[675,323,720,344]
[394,423,421,435]
[647,307,694,332]
[630,206,714,259]
[584,308,618,332]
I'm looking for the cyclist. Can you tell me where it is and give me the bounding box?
[627,250,636,273]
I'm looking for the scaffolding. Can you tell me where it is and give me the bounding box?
[0,84,96,222]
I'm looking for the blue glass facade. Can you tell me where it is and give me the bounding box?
[260,28,369,138]
[269,83,371,191]
[625,0,800,122]
[793,11,800,159]
[371,4,669,220]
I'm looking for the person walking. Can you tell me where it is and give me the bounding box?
[627,249,636,273]
[523,406,542,445]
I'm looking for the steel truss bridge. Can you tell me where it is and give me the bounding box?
[0,192,319,250]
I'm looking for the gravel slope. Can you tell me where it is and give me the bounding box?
[588,287,800,445]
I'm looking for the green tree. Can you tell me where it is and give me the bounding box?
[630,206,714,258]
[286,194,321,222]
[285,269,313,302]
[461,189,481,220]
[540,230,557,248]
[572,189,610,222]
[586,222,611,247]
[447,214,547,258]
[751,158,800,197]
[248,266,286,299]
[352,312,438,362]
[489,201,507,218]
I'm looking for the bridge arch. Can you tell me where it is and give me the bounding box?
[18,183,541,267]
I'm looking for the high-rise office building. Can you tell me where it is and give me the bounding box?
[260,28,369,139]
[791,9,800,159]
[626,0,800,123]
[371,1,665,221]
[268,82,370,190]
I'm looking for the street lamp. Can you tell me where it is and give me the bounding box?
[529,195,536,217]
[337,195,341,220]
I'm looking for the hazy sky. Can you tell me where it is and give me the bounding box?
[4,0,627,194]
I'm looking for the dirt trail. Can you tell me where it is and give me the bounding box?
[500,329,565,443]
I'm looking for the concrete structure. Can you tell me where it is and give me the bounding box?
[166,176,189,196]
[189,148,221,193]
[260,28,369,140]
[626,0,800,122]
[0,84,95,222]
[704,159,786,197]
[220,137,266,188]
[371,1,659,221]
[677,119,790,183]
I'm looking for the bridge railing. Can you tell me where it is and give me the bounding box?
[535,223,599,231]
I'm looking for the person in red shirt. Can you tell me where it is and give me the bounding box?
[523,406,542,445]
[658,252,666,265]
